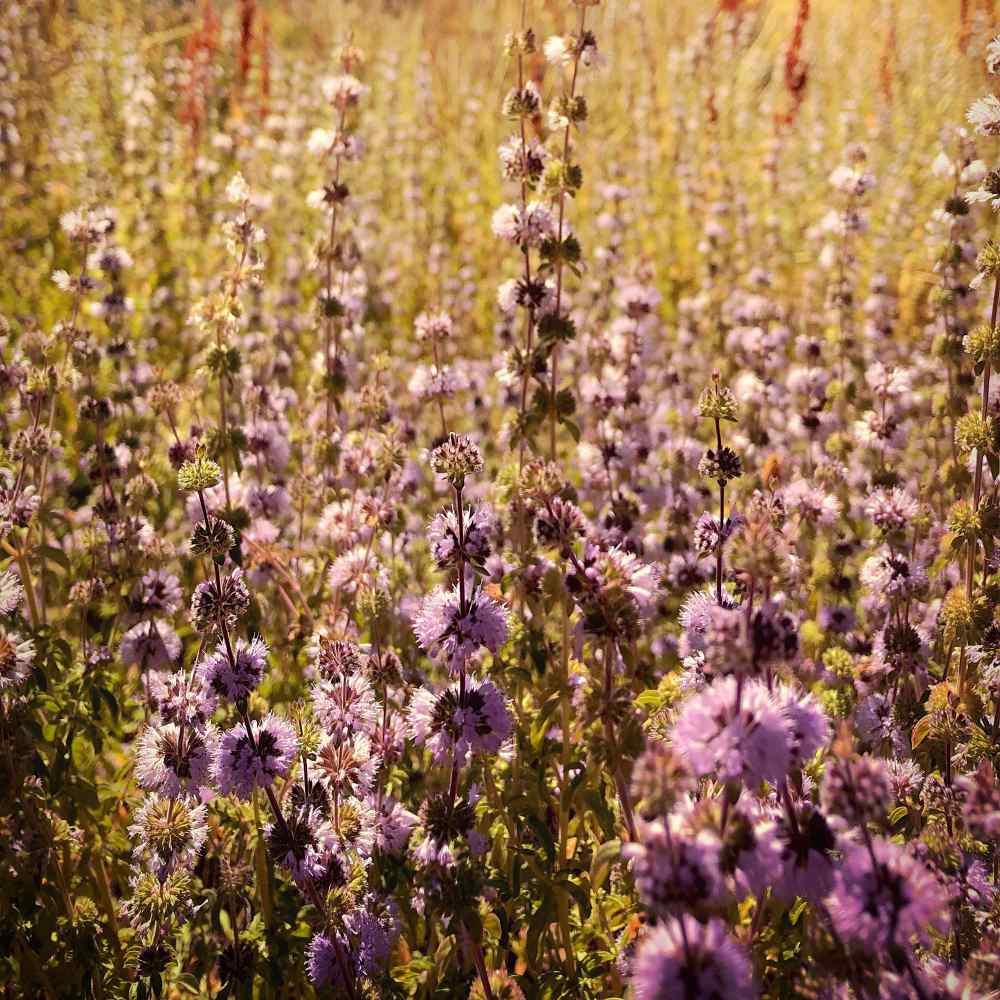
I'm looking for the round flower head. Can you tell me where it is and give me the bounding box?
[671,676,791,788]
[828,839,951,959]
[624,818,725,916]
[136,569,183,617]
[408,676,513,766]
[311,671,380,736]
[199,636,268,702]
[413,310,453,343]
[267,806,345,887]
[214,713,297,800]
[773,684,830,769]
[821,753,892,825]
[0,625,34,690]
[415,790,485,866]
[427,505,495,569]
[430,433,483,488]
[149,668,217,727]
[306,931,358,990]
[534,496,586,553]
[864,487,919,534]
[375,797,419,853]
[412,587,509,673]
[346,896,399,978]
[189,568,251,634]
[760,802,837,903]
[631,916,756,999]
[566,543,661,641]
[135,721,213,799]
[0,569,25,615]
[311,636,365,681]
[490,201,556,247]
[313,731,380,800]
[120,619,181,671]
[322,73,368,109]
[129,794,208,878]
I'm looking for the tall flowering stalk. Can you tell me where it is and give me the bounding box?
[411,432,511,999]
[542,1,600,462]
[308,45,368,446]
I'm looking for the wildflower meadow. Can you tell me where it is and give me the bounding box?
[8,0,1000,996]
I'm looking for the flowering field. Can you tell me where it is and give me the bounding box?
[7,0,1000,996]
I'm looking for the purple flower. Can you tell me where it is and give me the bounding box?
[135,721,214,799]
[311,671,380,736]
[121,619,181,670]
[624,818,725,916]
[136,569,183,617]
[631,916,756,999]
[412,587,509,673]
[671,677,791,787]
[306,931,357,989]
[408,675,513,765]
[375,797,419,853]
[761,803,837,903]
[427,505,495,569]
[774,684,830,769]
[827,839,952,959]
[313,732,380,800]
[213,713,297,800]
[148,669,217,727]
[198,636,268,702]
[346,897,398,978]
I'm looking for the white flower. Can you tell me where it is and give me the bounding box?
[544,35,573,65]
[967,95,1000,136]
[225,172,250,205]
[931,151,952,178]
[307,127,335,156]
[988,35,1000,74]
[322,73,368,108]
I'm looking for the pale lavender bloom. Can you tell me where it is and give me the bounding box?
[327,546,389,598]
[631,916,755,999]
[864,487,919,533]
[149,668,217,727]
[773,685,830,769]
[427,505,495,569]
[827,839,952,958]
[214,714,297,800]
[624,818,725,916]
[120,619,181,670]
[491,201,556,247]
[671,677,791,787]
[374,797,419,854]
[135,721,214,799]
[413,310,453,342]
[0,625,34,690]
[136,570,183,617]
[198,636,268,702]
[408,676,513,765]
[311,671,380,736]
[411,586,509,673]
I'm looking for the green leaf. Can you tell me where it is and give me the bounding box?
[589,839,621,891]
